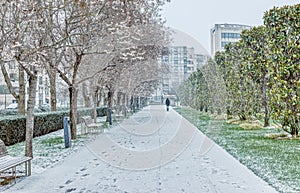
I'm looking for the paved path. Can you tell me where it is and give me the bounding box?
[4,105,277,193]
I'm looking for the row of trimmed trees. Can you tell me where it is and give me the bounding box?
[178,4,300,136]
[0,0,170,157]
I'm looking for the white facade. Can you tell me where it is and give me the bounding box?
[210,23,251,56]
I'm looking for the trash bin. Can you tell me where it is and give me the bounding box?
[63,116,71,148]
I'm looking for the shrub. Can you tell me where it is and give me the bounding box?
[0,107,107,145]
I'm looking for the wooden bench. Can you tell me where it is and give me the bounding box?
[0,139,32,182]
[81,116,103,134]
[113,114,124,121]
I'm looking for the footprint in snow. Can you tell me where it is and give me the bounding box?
[65,188,76,193]
[80,167,87,171]
[65,179,74,185]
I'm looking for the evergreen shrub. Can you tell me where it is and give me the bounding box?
[0,107,107,145]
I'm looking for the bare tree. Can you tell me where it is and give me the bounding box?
[0,1,50,157]
[0,2,27,114]
[75,0,169,122]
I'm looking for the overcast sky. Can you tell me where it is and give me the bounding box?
[161,0,299,53]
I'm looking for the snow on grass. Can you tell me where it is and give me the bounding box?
[6,129,90,174]
[175,107,300,193]
[1,116,108,191]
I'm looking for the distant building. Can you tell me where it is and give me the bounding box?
[210,23,251,56]
[161,46,207,95]
[0,62,19,108]
[153,29,210,103]
[0,61,50,109]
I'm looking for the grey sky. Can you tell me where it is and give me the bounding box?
[161,0,299,53]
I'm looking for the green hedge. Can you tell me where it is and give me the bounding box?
[0,107,107,146]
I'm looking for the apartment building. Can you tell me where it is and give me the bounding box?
[154,29,210,103]
[210,23,251,56]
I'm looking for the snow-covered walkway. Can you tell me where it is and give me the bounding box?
[3,105,277,193]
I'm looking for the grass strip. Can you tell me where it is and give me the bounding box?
[175,107,300,193]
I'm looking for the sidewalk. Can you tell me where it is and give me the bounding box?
[3,105,277,193]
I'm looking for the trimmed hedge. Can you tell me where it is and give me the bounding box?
[0,107,107,146]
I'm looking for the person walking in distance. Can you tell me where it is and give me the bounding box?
[165,98,170,112]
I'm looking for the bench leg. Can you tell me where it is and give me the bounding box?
[91,126,96,134]
[81,122,83,134]
[81,123,87,135]
[25,161,31,176]
[12,166,16,183]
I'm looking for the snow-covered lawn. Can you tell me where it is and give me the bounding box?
[176,107,300,193]
[1,117,107,191]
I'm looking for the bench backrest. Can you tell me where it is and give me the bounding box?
[82,116,93,125]
[0,139,8,157]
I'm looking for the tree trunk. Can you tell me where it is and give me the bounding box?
[290,126,298,136]
[49,70,57,111]
[69,54,81,140]
[69,86,78,140]
[137,96,140,109]
[130,96,134,112]
[122,93,127,117]
[116,92,122,114]
[199,103,204,111]
[239,114,247,121]
[262,75,270,127]
[92,88,98,122]
[25,73,38,157]
[82,82,91,107]
[96,89,102,107]
[106,89,114,124]
[18,68,26,114]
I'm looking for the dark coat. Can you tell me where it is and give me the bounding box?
[165,98,170,106]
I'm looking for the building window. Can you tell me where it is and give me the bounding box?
[221,41,229,48]
[8,63,15,69]
[39,76,43,85]
[9,73,17,82]
[161,47,169,56]
[45,88,49,96]
[163,56,169,62]
[188,60,193,64]
[183,59,187,64]
[221,32,241,39]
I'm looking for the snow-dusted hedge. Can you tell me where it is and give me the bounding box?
[0,107,107,146]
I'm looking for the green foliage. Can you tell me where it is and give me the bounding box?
[241,26,271,127]
[264,4,300,135]
[177,4,300,135]
[177,59,226,115]
[177,68,210,111]
[208,4,300,135]
[223,41,254,120]
[202,59,227,114]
